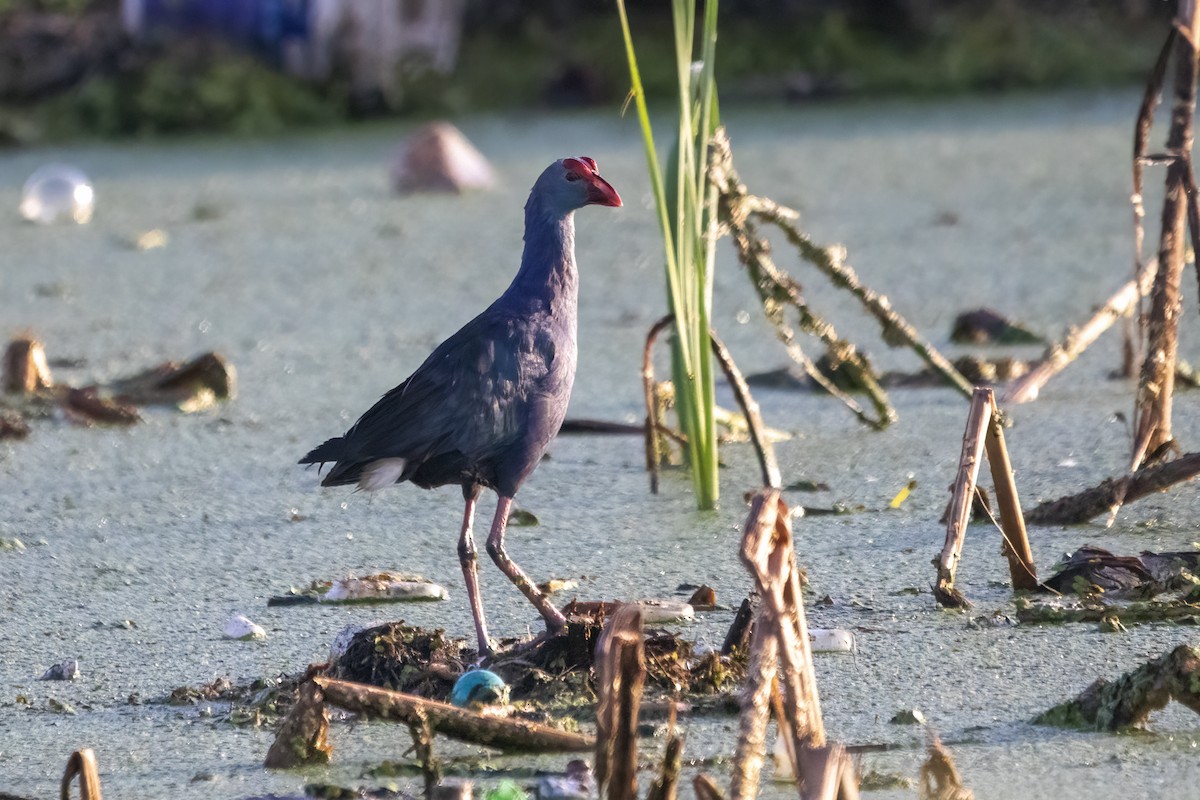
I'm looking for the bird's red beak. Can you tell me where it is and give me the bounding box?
[586,174,622,208]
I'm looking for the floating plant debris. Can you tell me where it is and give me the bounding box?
[1,336,236,434]
[268,573,448,606]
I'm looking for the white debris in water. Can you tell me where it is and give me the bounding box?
[809,628,856,653]
[321,573,448,603]
[223,614,266,641]
[634,599,694,623]
[329,624,365,661]
[20,164,94,224]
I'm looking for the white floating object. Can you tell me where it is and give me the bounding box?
[634,599,694,624]
[321,572,448,604]
[20,164,94,224]
[809,628,856,653]
[224,614,266,641]
[329,624,364,661]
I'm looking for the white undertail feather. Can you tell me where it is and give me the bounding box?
[358,458,407,491]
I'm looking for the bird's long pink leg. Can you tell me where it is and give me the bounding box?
[458,494,493,656]
[486,495,567,634]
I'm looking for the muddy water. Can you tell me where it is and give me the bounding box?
[3,90,1200,798]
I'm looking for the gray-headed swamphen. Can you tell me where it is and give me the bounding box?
[300,157,621,656]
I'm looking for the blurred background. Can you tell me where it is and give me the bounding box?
[0,0,1177,142]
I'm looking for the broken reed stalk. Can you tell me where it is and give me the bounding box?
[60,749,101,800]
[710,329,781,489]
[594,604,647,800]
[4,337,53,394]
[981,402,1037,591]
[644,314,678,493]
[1024,449,1200,525]
[694,774,728,800]
[729,604,780,800]
[1003,259,1158,404]
[710,129,973,405]
[935,387,1037,605]
[642,316,779,492]
[935,389,992,609]
[1035,644,1200,730]
[310,676,593,752]
[1133,5,1200,464]
[918,736,973,800]
[646,720,684,800]
[263,674,332,768]
[734,489,857,800]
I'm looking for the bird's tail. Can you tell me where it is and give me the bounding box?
[299,437,345,467]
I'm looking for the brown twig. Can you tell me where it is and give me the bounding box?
[594,604,646,800]
[60,749,102,800]
[709,329,781,489]
[264,673,332,768]
[982,398,1037,591]
[644,314,678,494]
[934,388,991,608]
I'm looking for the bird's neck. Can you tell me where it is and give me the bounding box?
[504,194,578,316]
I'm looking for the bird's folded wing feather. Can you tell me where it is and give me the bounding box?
[342,311,546,465]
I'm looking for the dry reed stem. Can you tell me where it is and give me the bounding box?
[3,337,53,394]
[59,749,102,800]
[982,398,1038,591]
[935,388,992,608]
[710,329,781,489]
[919,736,973,800]
[730,612,778,800]
[1134,7,1199,461]
[1003,260,1157,404]
[594,604,646,800]
[643,315,677,492]
[263,675,331,768]
[694,774,728,800]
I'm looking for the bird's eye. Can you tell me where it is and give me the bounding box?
[565,172,582,182]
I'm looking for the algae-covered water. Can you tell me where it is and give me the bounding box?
[4,90,1200,799]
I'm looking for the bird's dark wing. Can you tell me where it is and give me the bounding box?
[315,306,561,487]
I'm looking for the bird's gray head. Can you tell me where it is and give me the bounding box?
[531,157,623,215]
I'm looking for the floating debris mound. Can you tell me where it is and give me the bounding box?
[330,618,743,709]
[330,622,469,700]
[0,336,236,438]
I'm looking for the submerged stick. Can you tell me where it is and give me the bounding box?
[982,399,1037,591]
[1024,450,1200,525]
[1003,260,1158,404]
[1035,644,1200,730]
[595,604,646,800]
[312,676,593,752]
[935,388,992,608]
[60,749,102,800]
